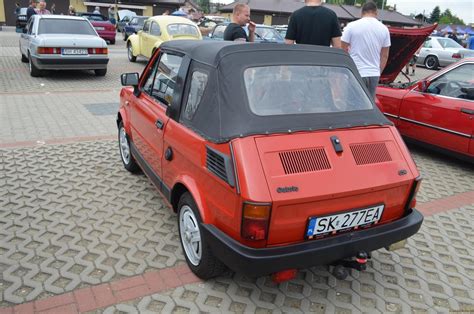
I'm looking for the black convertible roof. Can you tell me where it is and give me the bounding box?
[160,40,349,67]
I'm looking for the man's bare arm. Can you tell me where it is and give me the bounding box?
[285,39,295,45]
[331,36,341,49]
[380,46,390,72]
[341,41,350,53]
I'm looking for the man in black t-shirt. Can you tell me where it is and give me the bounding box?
[26,0,37,22]
[285,0,341,48]
[223,3,255,42]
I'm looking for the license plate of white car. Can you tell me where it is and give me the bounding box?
[62,48,87,55]
[306,204,384,239]
[95,27,105,31]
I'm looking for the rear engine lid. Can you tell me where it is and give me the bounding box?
[254,127,416,245]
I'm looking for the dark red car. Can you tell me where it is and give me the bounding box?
[79,13,116,44]
[377,25,474,162]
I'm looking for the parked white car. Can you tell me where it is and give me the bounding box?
[19,15,109,77]
[417,36,474,70]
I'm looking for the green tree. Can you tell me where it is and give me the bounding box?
[439,8,465,25]
[428,6,440,24]
[198,0,210,14]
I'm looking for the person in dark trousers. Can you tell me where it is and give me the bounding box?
[26,0,37,21]
[284,0,341,48]
[223,3,255,42]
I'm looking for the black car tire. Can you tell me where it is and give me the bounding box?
[178,192,226,280]
[110,39,115,45]
[424,55,439,70]
[118,121,140,173]
[128,43,137,62]
[21,53,28,63]
[28,53,42,77]
[95,68,107,76]
[123,33,128,41]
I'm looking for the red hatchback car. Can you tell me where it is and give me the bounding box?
[377,25,474,162]
[118,41,423,280]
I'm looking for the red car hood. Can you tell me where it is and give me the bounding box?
[380,24,437,84]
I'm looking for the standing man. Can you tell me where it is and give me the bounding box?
[341,2,390,100]
[223,4,256,42]
[284,0,341,48]
[36,1,50,14]
[26,0,37,21]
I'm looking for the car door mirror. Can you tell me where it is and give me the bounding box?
[121,72,139,87]
[417,80,430,93]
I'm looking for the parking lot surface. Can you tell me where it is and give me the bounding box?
[1,29,473,313]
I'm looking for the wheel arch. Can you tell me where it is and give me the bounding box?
[116,109,131,136]
[171,178,209,222]
[127,34,140,56]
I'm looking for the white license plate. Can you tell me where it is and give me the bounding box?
[95,27,105,31]
[306,204,384,239]
[62,48,87,55]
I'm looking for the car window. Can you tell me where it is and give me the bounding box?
[244,65,373,116]
[144,53,183,106]
[213,25,226,38]
[255,27,283,41]
[183,71,209,120]
[167,24,199,37]
[150,22,161,36]
[137,18,147,26]
[427,64,474,100]
[437,38,462,49]
[38,19,96,35]
[423,39,432,48]
[143,20,150,32]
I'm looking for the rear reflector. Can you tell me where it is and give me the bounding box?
[241,202,271,241]
[272,269,297,283]
[88,48,108,54]
[37,47,60,54]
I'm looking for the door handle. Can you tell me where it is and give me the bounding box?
[461,108,474,115]
[155,119,164,129]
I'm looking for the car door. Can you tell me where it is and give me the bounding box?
[139,20,151,56]
[20,17,34,56]
[130,51,184,180]
[398,63,474,155]
[146,21,162,58]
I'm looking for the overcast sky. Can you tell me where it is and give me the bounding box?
[212,0,473,24]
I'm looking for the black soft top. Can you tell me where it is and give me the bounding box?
[160,40,391,143]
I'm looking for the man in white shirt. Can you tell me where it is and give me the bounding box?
[341,2,390,100]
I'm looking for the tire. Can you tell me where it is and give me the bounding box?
[118,121,140,173]
[424,55,439,70]
[123,31,128,41]
[109,39,115,45]
[128,43,136,62]
[95,68,107,76]
[28,53,42,77]
[178,192,226,279]
[21,53,28,63]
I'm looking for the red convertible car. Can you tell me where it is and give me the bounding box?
[377,26,474,162]
[118,41,423,281]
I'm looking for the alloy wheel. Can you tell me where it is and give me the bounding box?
[119,127,130,164]
[179,205,202,266]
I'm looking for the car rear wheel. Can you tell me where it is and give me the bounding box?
[95,68,107,76]
[109,39,115,45]
[178,192,225,279]
[424,55,439,70]
[123,31,128,41]
[128,43,136,62]
[118,121,140,173]
[28,53,42,77]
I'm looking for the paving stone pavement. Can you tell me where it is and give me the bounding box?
[1,140,473,313]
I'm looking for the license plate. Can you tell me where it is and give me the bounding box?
[306,204,384,239]
[62,48,87,55]
[95,27,105,31]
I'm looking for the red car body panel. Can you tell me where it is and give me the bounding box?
[118,42,424,278]
[91,21,116,41]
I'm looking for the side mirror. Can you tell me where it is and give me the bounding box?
[416,80,430,93]
[121,72,139,87]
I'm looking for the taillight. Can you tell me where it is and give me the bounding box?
[452,53,462,59]
[405,176,422,211]
[88,48,108,54]
[241,202,271,240]
[37,47,60,54]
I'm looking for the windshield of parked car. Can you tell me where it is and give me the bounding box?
[167,23,199,37]
[437,38,463,48]
[38,19,97,35]
[82,14,108,22]
[255,27,283,41]
[244,65,373,116]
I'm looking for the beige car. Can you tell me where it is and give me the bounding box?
[127,16,202,62]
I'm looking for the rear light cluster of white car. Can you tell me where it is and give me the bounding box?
[452,53,462,59]
[36,47,108,55]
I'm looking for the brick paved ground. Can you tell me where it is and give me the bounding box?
[1,30,473,313]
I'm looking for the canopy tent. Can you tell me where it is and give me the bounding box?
[441,25,453,33]
[456,26,465,34]
[171,10,187,17]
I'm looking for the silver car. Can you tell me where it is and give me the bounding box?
[19,15,109,77]
[417,36,474,70]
